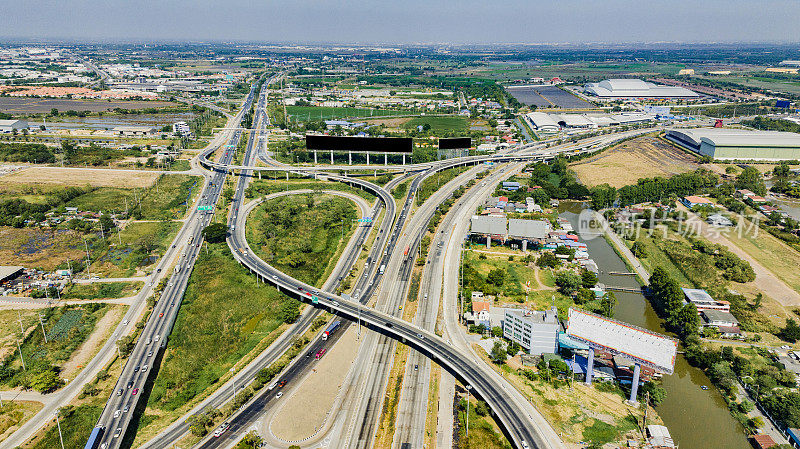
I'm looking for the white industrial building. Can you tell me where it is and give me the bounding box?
[583,79,699,99]
[0,119,29,133]
[503,307,560,355]
[173,121,192,137]
[666,128,800,161]
[525,112,560,134]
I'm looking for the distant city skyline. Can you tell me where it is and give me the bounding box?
[1,0,799,44]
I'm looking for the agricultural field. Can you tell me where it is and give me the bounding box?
[0,303,114,392]
[401,115,468,132]
[285,106,409,122]
[0,166,160,189]
[247,193,358,286]
[570,136,700,188]
[470,61,687,82]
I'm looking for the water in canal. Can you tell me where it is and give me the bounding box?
[560,204,750,449]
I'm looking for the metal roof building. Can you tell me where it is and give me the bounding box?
[508,219,551,240]
[470,215,506,236]
[583,79,699,99]
[666,128,800,160]
[0,266,24,283]
[525,112,560,134]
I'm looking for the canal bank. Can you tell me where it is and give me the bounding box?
[560,204,751,449]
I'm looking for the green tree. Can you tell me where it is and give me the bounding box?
[29,369,64,393]
[780,318,800,343]
[554,270,581,296]
[202,223,228,243]
[279,299,300,324]
[735,166,766,196]
[491,326,503,338]
[490,341,507,364]
[536,252,560,268]
[581,269,598,288]
[486,268,506,286]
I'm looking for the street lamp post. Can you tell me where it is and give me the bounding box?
[55,410,65,449]
[465,385,472,439]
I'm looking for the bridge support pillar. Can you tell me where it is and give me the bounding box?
[522,240,528,252]
[384,153,388,166]
[629,363,641,404]
[402,154,406,165]
[348,151,352,165]
[258,171,261,179]
[585,347,594,384]
[330,150,334,164]
[366,153,370,165]
[286,172,289,181]
[314,150,318,164]
[486,236,491,249]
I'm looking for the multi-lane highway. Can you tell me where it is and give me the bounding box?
[90,80,261,449]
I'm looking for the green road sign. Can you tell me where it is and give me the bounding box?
[198,205,213,211]
[311,295,319,304]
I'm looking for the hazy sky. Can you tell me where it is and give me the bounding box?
[2,0,799,44]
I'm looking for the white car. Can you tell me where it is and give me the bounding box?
[276,392,283,398]
[268,382,277,390]
[332,301,340,307]
[142,365,148,372]
[113,410,121,418]
[122,319,129,326]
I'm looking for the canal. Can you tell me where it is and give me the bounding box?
[560,205,751,449]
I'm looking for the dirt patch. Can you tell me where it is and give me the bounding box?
[270,326,361,441]
[363,117,412,129]
[0,227,87,270]
[0,167,158,189]
[61,305,125,380]
[571,136,700,188]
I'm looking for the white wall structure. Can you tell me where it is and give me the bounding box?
[583,79,699,98]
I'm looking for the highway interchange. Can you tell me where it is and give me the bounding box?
[63,74,668,449]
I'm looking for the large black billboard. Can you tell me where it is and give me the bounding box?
[439,137,472,150]
[305,135,413,153]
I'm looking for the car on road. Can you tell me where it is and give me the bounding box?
[268,382,278,390]
[276,392,283,398]
[414,364,418,371]
[122,319,129,326]
[416,333,424,339]
[114,410,121,418]
[154,335,160,342]
[147,351,153,357]
[134,366,139,373]
[213,422,230,437]
[315,349,326,359]
[159,312,164,318]
[123,406,129,413]
[127,381,133,389]
[142,365,148,372]
[117,388,123,396]
[332,301,339,307]
[522,441,530,449]
[132,388,139,395]
[113,428,122,438]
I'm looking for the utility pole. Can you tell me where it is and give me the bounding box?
[83,236,91,278]
[38,312,48,343]
[55,410,65,449]
[465,385,472,438]
[16,338,26,371]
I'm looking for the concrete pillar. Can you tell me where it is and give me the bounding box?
[330,150,334,164]
[314,150,318,164]
[486,236,491,249]
[384,153,388,166]
[348,151,352,165]
[629,363,641,403]
[366,153,369,165]
[522,240,528,252]
[285,172,289,181]
[402,154,406,165]
[585,347,594,384]
[258,171,261,179]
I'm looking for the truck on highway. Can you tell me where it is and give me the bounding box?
[379,264,386,275]
[188,235,194,245]
[83,426,104,449]
[322,320,341,340]
[174,265,180,273]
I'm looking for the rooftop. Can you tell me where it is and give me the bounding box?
[668,127,800,149]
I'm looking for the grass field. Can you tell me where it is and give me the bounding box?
[1,303,110,391]
[246,178,376,202]
[463,250,538,301]
[87,221,181,277]
[25,404,103,449]
[66,173,200,219]
[0,400,42,444]
[402,115,468,132]
[416,166,469,206]
[247,194,358,286]
[145,243,291,413]
[722,219,800,294]
[570,136,700,188]
[62,281,142,300]
[0,167,159,188]
[0,226,86,271]
[285,106,409,122]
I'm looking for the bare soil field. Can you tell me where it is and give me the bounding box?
[60,305,126,379]
[571,136,700,188]
[0,167,158,188]
[0,226,86,271]
[0,97,179,114]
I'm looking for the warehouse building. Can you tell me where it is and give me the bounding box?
[525,112,560,134]
[0,119,29,133]
[583,79,699,99]
[666,128,800,160]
